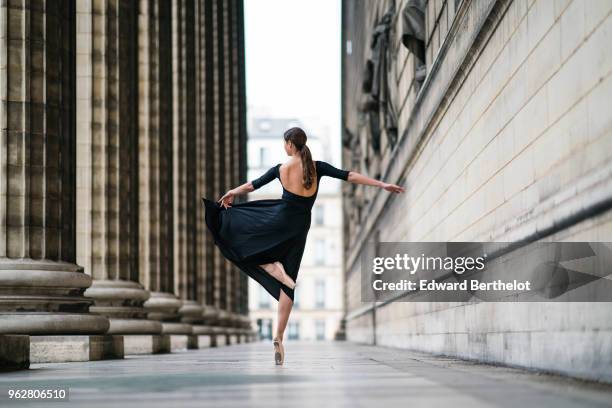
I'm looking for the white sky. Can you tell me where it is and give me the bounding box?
[244,0,341,160]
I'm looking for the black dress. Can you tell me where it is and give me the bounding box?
[202,160,350,302]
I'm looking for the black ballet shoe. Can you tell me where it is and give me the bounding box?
[273,337,284,365]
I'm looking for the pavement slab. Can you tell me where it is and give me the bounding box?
[0,341,611,408]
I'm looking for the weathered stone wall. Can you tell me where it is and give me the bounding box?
[341,0,612,382]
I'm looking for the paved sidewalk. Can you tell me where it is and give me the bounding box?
[1,341,611,407]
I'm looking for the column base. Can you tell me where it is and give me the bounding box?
[211,326,229,346]
[161,322,192,334]
[0,260,110,335]
[123,334,170,355]
[239,315,255,341]
[144,292,193,351]
[160,322,191,351]
[179,300,204,324]
[225,327,239,345]
[189,325,215,349]
[108,318,163,335]
[0,313,110,335]
[238,328,251,343]
[244,329,259,343]
[187,334,212,349]
[0,335,29,371]
[169,335,189,351]
[30,335,124,363]
[86,280,157,335]
[233,326,248,344]
[202,305,220,326]
[144,292,182,321]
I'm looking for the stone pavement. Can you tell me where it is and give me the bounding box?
[0,341,611,408]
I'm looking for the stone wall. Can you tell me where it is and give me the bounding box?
[341,0,612,382]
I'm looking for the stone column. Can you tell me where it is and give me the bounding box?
[75,0,162,340]
[213,0,234,339]
[195,0,223,345]
[223,0,239,344]
[204,0,219,328]
[229,0,240,321]
[138,0,190,347]
[0,0,113,364]
[171,0,207,349]
[195,0,225,346]
[222,0,233,326]
[211,0,223,315]
[235,0,250,333]
[232,0,253,341]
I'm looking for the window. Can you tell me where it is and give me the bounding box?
[287,321,300,340]
[314,204,325,226]
[258,318,272,340]
[258,119,271,131]
[258,286,270,309]
[314,239,326,265]
[315,279,326,309]
[315,320,326,341]
[258,147,269,167]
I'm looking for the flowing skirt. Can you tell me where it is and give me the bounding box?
[202,197,310,302]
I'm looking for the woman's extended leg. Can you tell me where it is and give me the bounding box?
[276,289,293,341]
[273,290,293,365]
[259,261,296,289]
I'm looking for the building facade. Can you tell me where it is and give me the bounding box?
[247,118,344,341]
[341,0,612,381]
[0,0,250,367]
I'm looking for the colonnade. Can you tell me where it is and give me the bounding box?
[0,0,250,368]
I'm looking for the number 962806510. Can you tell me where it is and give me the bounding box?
[7,388,68,400]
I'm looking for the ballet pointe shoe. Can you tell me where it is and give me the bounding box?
[273,337,284,365]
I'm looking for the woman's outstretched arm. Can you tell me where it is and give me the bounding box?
[346,171,406,194]
[218,164,279,208]
[217,181,254,208]
[317,161,405,194]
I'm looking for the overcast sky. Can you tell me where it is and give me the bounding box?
[244,0,341,159]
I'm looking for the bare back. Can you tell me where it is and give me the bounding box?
[278,158,318,197]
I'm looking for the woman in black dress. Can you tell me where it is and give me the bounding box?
[202,127,404,365]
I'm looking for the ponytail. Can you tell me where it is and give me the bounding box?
[284,126,316,189]
[299,145,316,189]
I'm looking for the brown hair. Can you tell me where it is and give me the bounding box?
[284,127,316,189]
